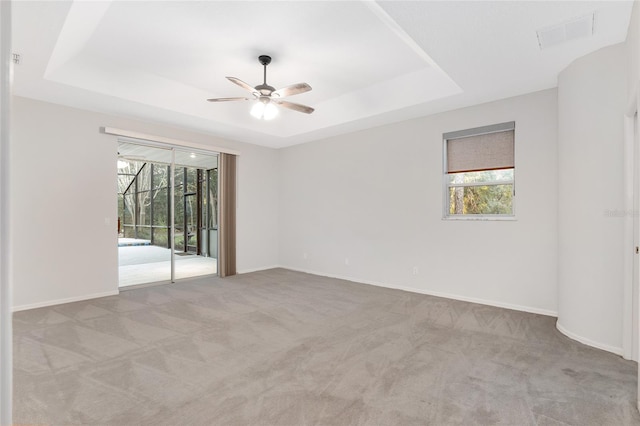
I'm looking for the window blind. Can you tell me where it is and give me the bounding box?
[446,124,514,174]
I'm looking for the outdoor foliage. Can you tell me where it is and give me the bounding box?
[117,159,218,249]
[448,169,513,215]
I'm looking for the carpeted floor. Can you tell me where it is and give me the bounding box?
[13,268,640,425]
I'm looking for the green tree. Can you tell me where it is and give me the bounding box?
[449,169,513,215]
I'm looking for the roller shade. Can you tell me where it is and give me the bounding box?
[446,128,514,174]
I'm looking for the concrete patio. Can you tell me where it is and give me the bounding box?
[118,243,216,287]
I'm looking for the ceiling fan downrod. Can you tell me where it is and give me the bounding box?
[259,55,271,84]
[256,55,274,95]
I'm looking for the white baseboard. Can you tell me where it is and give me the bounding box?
[225,266,628,356]
[556,322,623,356]
[278,265,558,317]
[12,290,120,312]
[237,265,281,275]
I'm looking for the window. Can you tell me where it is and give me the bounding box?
[443,121,515,219]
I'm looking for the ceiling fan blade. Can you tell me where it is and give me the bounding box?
[272,83,312,98]
[274,100,315,114]
[226,77,257,94]
[207,97,249,102]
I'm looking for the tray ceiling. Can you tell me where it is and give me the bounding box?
[11,1,634,148]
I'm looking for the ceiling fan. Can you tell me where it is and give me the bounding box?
[207,55,314,120]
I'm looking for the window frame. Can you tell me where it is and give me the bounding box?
[442,121,516,221]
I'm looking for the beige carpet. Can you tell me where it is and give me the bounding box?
[13,269,640,425]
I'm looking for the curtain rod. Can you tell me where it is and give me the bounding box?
[102,127,241,156]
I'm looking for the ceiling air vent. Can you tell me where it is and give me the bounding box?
[536,13,594,50]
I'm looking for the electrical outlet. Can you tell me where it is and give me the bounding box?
[413,266,419,275]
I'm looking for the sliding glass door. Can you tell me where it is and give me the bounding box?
[117,141,218,287]
[173,149,218,280]
[117,143,172,287]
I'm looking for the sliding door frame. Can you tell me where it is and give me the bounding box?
[117,137,220,285]
[170,147,176,282]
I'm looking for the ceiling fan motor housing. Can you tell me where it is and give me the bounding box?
[255,84,276,96]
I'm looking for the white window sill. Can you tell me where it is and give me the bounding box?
[442,215,517,221]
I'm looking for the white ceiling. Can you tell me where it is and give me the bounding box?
[12,1,634,149]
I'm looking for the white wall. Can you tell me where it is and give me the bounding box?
[10,96,279,309]
[279,89,559,315]
[628,1,639,95]
[628,0,640,362]
[0,2,12,424]
[557,44,627,354]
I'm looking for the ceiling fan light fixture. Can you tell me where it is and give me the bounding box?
[251,99,278,120]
